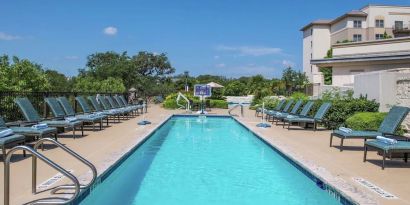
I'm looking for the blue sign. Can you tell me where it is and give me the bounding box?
[194,84,212,97]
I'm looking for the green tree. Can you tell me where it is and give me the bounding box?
[0,55,51,91]
[45,70,73,91]
[223,81,247,96]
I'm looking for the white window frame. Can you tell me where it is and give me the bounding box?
[375,19,384,28]
[353,34,362,42]
[353,20,362,28]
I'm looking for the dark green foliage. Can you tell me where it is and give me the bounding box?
[346,112,387,131]
[310,98,380,130]
[163,93,228,109]
[320,67,332,85]
[223,81,247,96]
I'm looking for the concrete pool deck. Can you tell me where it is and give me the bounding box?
[1,104,409,204]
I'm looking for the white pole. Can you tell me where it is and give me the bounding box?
[262,102,265,124]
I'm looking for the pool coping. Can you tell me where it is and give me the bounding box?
[73,114,360,205]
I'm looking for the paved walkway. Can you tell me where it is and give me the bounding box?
[1,105,409,204]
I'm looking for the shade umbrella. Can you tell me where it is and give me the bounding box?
[207,82,224,88]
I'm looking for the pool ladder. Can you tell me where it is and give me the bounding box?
[4,138,97,205]
[228,103,244,117]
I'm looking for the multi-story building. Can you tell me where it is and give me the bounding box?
[301,4,410,93]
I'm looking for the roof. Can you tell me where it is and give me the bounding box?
[300,19,332,31]
[300,9,367,31]
[310,51,410,67]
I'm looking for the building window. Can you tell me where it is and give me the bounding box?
[311,29,313,35]
[310,41,312,48]
[353,34,362,42]
[310,53,312,59]
[353,20,362,28]
[395,21,403,30]
[375,19,384,28]
[375,34,384,40]
[310,66,312,72]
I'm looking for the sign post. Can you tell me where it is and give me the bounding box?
[194,84,212,114]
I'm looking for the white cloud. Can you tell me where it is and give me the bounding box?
[214,55,220,59]
[0,32,21,41]
[64,56,79,60]
[103,26,118,36]
[216,45,282,56]
[215,63,226,68]
[209,64,276,78]
[282,60,295,68]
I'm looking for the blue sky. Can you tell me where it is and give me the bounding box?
[1,0,409,78]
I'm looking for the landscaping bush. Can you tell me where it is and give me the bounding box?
[309,98,380,130]
[162,92,227,109]
[210,100,228,109]
[290,92,309,101]
[345,112,387,131]
[249,97,280,110]
[346,112,405,135]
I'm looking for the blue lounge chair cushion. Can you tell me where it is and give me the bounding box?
[76,114,104,122]
[286,117,315,123]
[0,134,25,146]
[333,130,382,138]
[10,126,57,136]
[366,140,410,152]
[42,120,82,128]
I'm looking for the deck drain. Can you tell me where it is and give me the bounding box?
[353,177,397,199]
[37,170,74,190]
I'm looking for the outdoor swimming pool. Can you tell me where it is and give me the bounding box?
[79,116,345,205]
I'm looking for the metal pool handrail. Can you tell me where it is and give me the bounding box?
[4,145,80,205]
[228,103,244,117]
[33,138,97,194]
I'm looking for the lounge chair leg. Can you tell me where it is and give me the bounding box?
[22,142,26,157]
[363,146,367,162]
[405,153,408,163]
[93,123,95,131]
[106,118,109,126]
[382,151,386,170]
[329,134,333,147]
[73,128,76,139]
[81,125,84,136]
[2,145,6,160]
[54,133,58,141]
[100,120,103,130]
[340,138,344,152]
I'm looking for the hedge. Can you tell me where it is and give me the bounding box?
[162,93,228,109]
[309,98,380,130]
[345,112,386,131]
[346,112,405,135]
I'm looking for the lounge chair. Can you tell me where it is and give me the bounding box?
[0,123,26,159]
[364,137,410,170]
[118,95,144,114]
[255,99,285,117]
[267,100,294,122]
[76,96,109,126]
[88,96,122,122]
[282,101,315,128]
[57,97,106,131]
[105,96,133,117]
[43,97,84,138]
[331,106,410,152]
[272,100,303,125]
[15,97,83,139]
[0,116,57,140]
[284,102,332,131]
[99,96,129,119]
[113,95,138,116]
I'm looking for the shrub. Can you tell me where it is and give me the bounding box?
[162,93,227,109]
[309,98,379,130]
[210,100,228,109]
[345,112,387,131]
[346,112,405,135]
[290,92,309,101]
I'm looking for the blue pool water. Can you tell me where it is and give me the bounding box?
[80,116,342,205]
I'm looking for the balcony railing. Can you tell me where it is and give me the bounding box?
[393,24,410,32]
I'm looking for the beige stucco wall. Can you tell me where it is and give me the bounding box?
[332,63,410,87]
[303,25,330,84]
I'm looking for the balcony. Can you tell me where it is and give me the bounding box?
[393,24,410,38]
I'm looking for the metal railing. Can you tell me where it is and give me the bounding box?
[4,146,80,205]
[228,103,244,117]
[33,138,97,194]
